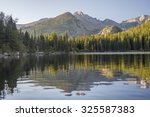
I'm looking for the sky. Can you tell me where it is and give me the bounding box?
[0,0,150,24]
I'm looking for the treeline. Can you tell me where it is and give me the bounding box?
[0,11,150,53]
[74,19,150,52]
[32,19,150,52]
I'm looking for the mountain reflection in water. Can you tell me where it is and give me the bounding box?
[0,54,150,99]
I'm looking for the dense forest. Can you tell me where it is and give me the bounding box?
[0,11,150,53]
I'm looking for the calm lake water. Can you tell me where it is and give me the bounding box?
[0,53,150,100]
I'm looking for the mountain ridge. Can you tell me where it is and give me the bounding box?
[120,15,149,29]
[17,11,149,36]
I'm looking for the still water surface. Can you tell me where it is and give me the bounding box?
[0,53,150,100]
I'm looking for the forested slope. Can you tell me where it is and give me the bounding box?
[74,19,150,52]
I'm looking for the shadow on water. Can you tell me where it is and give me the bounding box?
[0,54,150,99]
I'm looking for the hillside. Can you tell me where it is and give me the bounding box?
[73,19,150,52]
[116,18,150,38]
[98,18,150,51]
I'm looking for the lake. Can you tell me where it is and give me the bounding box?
[0,53,150,100]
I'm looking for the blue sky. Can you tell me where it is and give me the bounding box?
[0,0,150,24]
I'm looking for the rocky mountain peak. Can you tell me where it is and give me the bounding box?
[59,12,73,17]
[121,15,149,29]
[103,19,113,22]
[122,15,149,23]
[139,15,149,22]
[74,11,84,16]
[98,25,122,35]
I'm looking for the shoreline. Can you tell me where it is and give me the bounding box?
[75,51,150,55]
[1,51,150,58]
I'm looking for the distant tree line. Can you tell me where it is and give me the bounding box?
[0,11,150,53]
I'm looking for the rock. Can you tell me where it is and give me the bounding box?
[98,25,122,35]
[4,52,9,56]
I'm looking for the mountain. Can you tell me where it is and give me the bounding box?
[19,18,50,29]
[98,25,122,35]
[102,15,150,30]
[120,15,149,29]
[102,19,121,28]
[18,12,149,36]
[20,12,82,36]
[74,11,103,33]
[19,11,103,36]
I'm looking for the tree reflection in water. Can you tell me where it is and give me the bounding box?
[0,54,150,99]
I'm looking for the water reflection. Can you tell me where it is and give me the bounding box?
[0,54,150,99]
